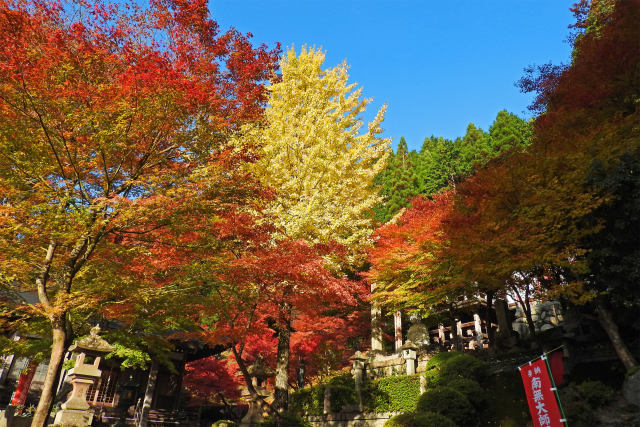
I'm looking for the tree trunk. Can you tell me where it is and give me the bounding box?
[523,297,537,339]
[273,315,291,414]
[232,347,260,398]
[485,291,495,348]
[511,283,536,340]
[596,300,638,371]
[231,347,274,418]
[138,361,159,427]
[31,320,66,427]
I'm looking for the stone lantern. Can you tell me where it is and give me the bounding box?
[400,340,418,375]
[53,325,114,427]
[350,351,368,412]
[246,355,274,391]
[240,355,275,427]
[350,351,367,385]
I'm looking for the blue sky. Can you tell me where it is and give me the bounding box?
[209,1,575,152]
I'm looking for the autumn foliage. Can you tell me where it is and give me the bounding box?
[367,0,639,369]
[181,234,369,401]
[1,0,638,421]
[0,0,279,423]
[368,192,468,318]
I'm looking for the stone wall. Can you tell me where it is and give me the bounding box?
[512,300,564,339]
[367,354,404,379]
[367,351,431,380]
[307,412,399,427]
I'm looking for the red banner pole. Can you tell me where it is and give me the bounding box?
[542,354,568,426]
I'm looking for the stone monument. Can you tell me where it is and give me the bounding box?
[52,326,114,427]
[407,315,430,347]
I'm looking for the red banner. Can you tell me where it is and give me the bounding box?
[519,358,565,427]
[548,350,565,386]
[10,360,38,407]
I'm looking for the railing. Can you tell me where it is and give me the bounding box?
[428,323,498,350]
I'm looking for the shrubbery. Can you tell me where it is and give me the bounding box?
[327,373,359,411]
[417,351,490,425]
[286,352,623,427]
[384,413,416,427]
[289,373,358,416]
[476,370,530,426]
[447,378,486,408]
[559,380,615,427]
[424,351,487,387]
[291,373,421,416]
[290,385,325,416]
[365,375,421,412]
[417,386,475,426]
[384,411,456,427]
[291,351,496,427]
[258,413,310,427]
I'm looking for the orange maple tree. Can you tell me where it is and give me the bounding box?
[0,0,279,423]
[367,191,475,344]
[451,0,639,366]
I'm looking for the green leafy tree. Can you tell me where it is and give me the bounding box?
[373,112,530,224]
[457,123,491,175]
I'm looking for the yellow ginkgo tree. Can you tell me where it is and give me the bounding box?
[233,46,390,411]
[238,46,390,257]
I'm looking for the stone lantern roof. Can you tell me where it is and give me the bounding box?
[247,355,275,381]
[399,340,418,351]
[349,350,367,362]
[68,325,115,355]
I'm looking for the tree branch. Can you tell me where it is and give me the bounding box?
[36,240,57,312]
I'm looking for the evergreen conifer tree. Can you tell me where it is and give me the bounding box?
[488,110,533,154]
[373,112,530,223]
[374,137,418,223]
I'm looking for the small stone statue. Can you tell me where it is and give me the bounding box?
[407,315,430,347]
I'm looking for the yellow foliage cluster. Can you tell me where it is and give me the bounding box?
[235,46,391,261]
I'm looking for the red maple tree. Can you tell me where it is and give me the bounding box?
[0,0,279,424]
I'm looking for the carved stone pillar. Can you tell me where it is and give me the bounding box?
[370,283,384,352]
[394,312,403,352]
[350,352,367,411]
